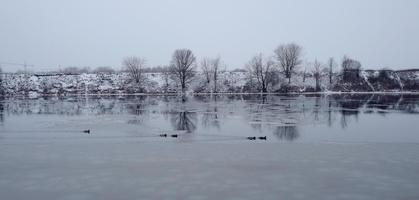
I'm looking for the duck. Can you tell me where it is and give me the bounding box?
[247,136,256,140]
[258,136,267,140]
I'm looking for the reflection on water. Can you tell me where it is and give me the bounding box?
[0,94,418,143]
[0,97,4,124]
[273,126,299,141]
[170,111,197,133]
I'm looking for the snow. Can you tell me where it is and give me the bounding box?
[1,69,418,96]
[361,71,375,91]
[394,73,404,90]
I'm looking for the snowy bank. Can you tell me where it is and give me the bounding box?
[0,69,418,96]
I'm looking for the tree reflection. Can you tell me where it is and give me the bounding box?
[126,103,147,116]
[202,107,221,130]
[327,100,333,127]
[366,95,402,110]
[170,111,197,133]
[313,96,321,121]
[273,126,299,141]
[126,96,147,116]
[0,97,4,124]
[1,94,418,138]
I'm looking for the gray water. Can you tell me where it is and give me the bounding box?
[1,94,418,144]
[1,94,419,200]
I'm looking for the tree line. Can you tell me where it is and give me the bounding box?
[122,43,363,93]
[1,43,366,94]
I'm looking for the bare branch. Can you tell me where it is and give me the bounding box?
[327,57,336,85]
[122,56,146,84]
[247,54,275,93]
[169,49,197,93]
[274,43,303,84]
[312,59,323,91]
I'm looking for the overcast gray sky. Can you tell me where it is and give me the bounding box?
[1,0,418,72]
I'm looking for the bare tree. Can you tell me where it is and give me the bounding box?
[122,56,146,84]
[169,49,197,93]
[211,56,223,93]
[341,55,361,81]
[161,66,171,93]
[301,61,310,83]
[327,57,336,85]
[302,67,307,83]
[247,54,275,93]
[200,56,224,93]
[312,59,323,92]
[200,58,212,84]
[0,66,3,95]
[274,43,303,84]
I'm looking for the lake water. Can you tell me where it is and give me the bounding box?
[1,94,418,144]
[1,94,419,200]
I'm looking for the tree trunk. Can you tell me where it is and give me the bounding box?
[262,84,267,93]
[329,73,332,85]
[315,77,320,92]
[181,77,186,93]
[214,78,217,93]
[181,83,186,93]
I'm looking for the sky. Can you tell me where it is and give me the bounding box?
[1,0,419,72]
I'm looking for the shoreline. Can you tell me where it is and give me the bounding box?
[2,91,419,98]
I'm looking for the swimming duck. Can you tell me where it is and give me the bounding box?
[247,136,256,140]
[258,136,267,140]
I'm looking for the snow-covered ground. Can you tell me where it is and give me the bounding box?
[1,69,417,96]
[0,71,249,95]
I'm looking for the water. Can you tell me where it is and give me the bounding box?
[1,94,419,200]
[1,94,418,144]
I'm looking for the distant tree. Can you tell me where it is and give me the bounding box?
[143,66,168,73]
[231,68,247,73]
[210,56,223,93]
[60,66,90,75]
[0,66,3,95]
[200,56,224,93]
[247,54,275,93]
[274,43,303,84]
[161,66,172,93]
[93,66,115,74]
[312,59,323,91]
[378,68,391,80]
[301,61,309,83]
[169,49,197,93]
[327,57,337,85]
[60,67,75,74]
[200,58,212,85]
[341,55,361,81]
[122,56,146,84]
[302,67,307,83]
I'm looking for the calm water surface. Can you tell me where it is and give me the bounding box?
[0,94,418,144]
